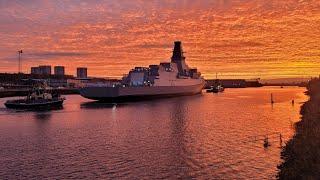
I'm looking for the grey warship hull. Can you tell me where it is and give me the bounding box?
[80,82,205,102]
[80,41,205,102]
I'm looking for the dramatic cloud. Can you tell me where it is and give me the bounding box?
[0,0,319,78]
[27,51,91,58]
[0,51,90,61]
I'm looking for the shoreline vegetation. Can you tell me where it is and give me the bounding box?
[278,78,320,179]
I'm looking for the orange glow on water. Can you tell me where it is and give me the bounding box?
[0,1,319,79]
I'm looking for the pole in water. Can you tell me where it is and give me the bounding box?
[264,135,270,148]
[291,99,295,106]
[271,93,274,104]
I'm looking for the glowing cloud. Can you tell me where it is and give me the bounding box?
[0,0,319,78]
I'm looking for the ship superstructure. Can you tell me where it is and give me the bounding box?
[80,41,205,101]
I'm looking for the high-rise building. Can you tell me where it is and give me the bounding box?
[39,65,51,75]
[54,66,65,76]
[31,67,40,75]
[77,67,87,78]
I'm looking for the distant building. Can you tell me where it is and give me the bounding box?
[31,67,40,75]
[77,67,87,78]
[39,65,51,75]
[54,66,65,76]
[30,66,52,75]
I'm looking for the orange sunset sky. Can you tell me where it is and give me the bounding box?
[0,0,319,79]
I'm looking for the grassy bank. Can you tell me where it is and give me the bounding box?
[278,78,320,179]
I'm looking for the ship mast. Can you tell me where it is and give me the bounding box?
[171,41,186,76]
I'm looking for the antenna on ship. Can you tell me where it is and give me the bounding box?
[18,50,23,73]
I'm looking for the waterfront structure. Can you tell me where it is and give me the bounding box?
[48,79,68,87]
[67,79,90,88]
[77,67,87,78]
[54,66,65,76]
[205,79,262,88]
[80,41,205,101]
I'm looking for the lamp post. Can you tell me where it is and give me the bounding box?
[18,50,23,73]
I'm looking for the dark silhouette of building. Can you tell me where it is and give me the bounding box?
[31,66,51,75]
[39,66,51,75]
[31,67,40,75]
[77,67,87,78]
[54,66,65,76]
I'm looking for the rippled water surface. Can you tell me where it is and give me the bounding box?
[0,87,307,179]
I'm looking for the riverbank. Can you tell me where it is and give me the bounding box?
[278,78,320,179]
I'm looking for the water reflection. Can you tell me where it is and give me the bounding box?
[80,101,124,109]
[168,97,194,178]
[34,112,52,121]
[31,106,64,121]
[0,87,308,179]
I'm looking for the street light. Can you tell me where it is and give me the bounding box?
[18,50,23,73]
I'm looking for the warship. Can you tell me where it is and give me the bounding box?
[80,41,205,101]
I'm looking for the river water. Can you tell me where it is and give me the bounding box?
[0,87,307,179]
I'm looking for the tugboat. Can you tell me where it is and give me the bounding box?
[206,73,224,93]
[211,84,224,93]
[5,85,65,109]
[206,84,224,93]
